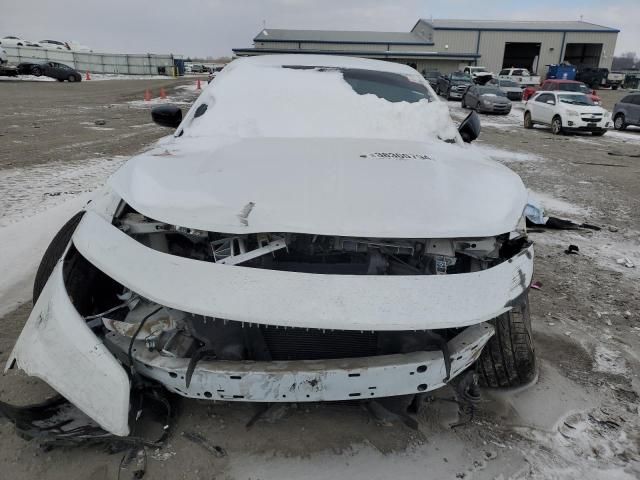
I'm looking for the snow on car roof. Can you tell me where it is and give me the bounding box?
[177,54,458,143]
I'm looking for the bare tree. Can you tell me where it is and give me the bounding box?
[612,51,638,70]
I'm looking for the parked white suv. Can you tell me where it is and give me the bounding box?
[524,91,611,136]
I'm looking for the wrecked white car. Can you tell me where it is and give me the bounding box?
[4,55,536,440]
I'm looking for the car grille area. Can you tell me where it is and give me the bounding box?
[261,326,379,360]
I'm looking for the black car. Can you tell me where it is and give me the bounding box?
[422,70,440,89]
[17,61,82,82]
[436,72,474,100]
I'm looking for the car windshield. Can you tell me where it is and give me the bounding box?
[179,60,459,142]
[451,73,472,81]
[558,93,594,106]
[500,80,519,87]
[479,87,506,97]
[558,83,590,93]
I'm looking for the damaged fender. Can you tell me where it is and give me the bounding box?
[5,262,130,436]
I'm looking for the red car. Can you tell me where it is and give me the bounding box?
[522,80,601,104]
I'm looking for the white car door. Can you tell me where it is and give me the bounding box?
[531,93,556,124]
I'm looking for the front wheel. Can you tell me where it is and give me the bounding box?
[551,116,563,135]
[524,111,533,129]
[614,114,626,131]
[68,75,76,82]
[478,293,537,388]
[461,96,467,108]
[32,66,42,76]
[33,212,85,303]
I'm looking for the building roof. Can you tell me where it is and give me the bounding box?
[421,19,619,32]
[233,48,479,60]
[254,28,432,45]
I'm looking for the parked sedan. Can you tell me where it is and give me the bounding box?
[17,61,81,82]
[487,78,523,101]
[462,85,512,114]
[612,92,640,130]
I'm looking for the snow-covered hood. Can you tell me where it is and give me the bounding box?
[109,136,527,238]
[563,104,607,114]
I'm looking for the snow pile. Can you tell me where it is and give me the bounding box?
[181,61,458,142]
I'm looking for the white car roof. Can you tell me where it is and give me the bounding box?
[235,54,419,75]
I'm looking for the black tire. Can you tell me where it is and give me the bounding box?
[461,96,467,108]
[592,130,606,136]
[524,111,534,129]
[614,114,626,131]
[478,293,537,388]
[33,212,84,303]
[551,116,563,135]
[68,75,76,82]
[446,88,451,100]
[612,86,618,90]
[32,66,42,77]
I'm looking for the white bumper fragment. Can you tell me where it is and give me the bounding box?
[107,323,493,402]
[73,212,534,331]
[6,263,130,436]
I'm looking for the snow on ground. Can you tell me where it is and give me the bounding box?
[0,156,126,227]
[0,156,126,315]
[0,73,173,82]
[0,75,54,82]
[472,143,543,163]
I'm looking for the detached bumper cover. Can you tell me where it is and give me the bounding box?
[5,262,130,436]
[107,323,494,402]
[73,211,534,331]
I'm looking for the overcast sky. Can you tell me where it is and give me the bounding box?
[2,0,637,58]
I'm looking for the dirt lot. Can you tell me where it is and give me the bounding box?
[0,81,639,480]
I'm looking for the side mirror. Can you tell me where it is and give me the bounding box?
[151,105,182,128]
[458,111,481,143]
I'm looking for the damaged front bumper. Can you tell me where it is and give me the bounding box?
[5,210,533,437]
[5,262,130,436]
[105,323,493,402]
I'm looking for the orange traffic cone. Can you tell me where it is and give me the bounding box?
[144,89,152,101]
[160,87,167,99]
[85,70,91,80]
[196,79,201,90]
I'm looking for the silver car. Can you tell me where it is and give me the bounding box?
[462,85,512,114]
[488,78,523,101]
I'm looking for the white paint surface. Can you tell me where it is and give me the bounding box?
[6,263,130,436]
[73,211,534,331]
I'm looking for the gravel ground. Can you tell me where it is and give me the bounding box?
[0,81,638,480]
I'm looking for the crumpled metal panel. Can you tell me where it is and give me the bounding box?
[5,263,130,436]
[107,322,494,402]
[73,211,534,331]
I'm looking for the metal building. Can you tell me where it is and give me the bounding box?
[233,19,619,77]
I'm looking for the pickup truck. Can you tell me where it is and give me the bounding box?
[436,71,474,100]
[498,68,541,88]
[463,66,493,84]
[522,79,601,104]
[606,71,625,90]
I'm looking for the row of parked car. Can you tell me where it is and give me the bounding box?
[422,68,640,135]
[0,35,91,52]
[0,50,82,82]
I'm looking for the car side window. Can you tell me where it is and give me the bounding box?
[513,69,523,76]
[499,69,509,76]
[632,95,640,105]
[536,93,553,103]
